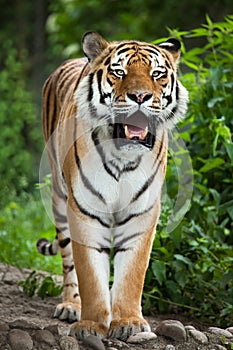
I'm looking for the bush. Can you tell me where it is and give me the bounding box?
[0,42,43,199]
[144,15,233,326]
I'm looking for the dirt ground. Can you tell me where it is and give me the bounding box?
[0,263,232,350]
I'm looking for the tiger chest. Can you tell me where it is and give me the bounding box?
[70,143,164,227]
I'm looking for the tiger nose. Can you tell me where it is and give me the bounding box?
[127,91,153,104]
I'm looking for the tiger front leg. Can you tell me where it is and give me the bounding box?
[109,224,155,341]
[69,240,111,340]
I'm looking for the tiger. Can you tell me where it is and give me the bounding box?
[37,32,188,341]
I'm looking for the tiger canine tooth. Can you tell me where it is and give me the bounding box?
[124,125,130,138]
[141,126,148,139]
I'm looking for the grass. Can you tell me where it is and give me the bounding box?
[0,191,62,275]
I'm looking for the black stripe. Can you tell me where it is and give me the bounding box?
[92,129,119,181]
[116,204,154,227]
[60,71,79,102]
[52,205,67,223]
[96,69,105,103]
[143,48,159,56]
[63,264,74,272]
[59,237,71,248]
[64,283,78,288]
[165,59,171,69]
[115,232,144,247]
[73,62,89,90]
[71,186,110,228]
[74,121,106,203]
[56,225,68,233]
[176,81,179,100]
[58,64,79,92]
[117,47,130,55]
[131,161,161,203]
[88,73,94,101]
[114,247,130,256]
[92,247,111,255]
[104,56,111,66]
[50,80,59,137]
[153,133,165,168]
[49,244,55,255]
[107,77,113,86]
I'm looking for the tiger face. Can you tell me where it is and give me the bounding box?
[76,32,188,151]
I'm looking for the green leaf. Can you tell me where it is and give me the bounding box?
[207,97,224,108]
[199,158,225,173]
[151,260,166,286]
[225,143,233,164]
[174,254,192,266]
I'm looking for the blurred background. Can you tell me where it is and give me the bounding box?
[0,0,232,327]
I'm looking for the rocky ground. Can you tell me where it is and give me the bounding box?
[0,263,232,350]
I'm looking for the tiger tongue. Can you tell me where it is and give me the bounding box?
[124,111,149,140]
[124,124,148,140]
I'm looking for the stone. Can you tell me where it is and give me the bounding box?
[8,329,33,350]
[60,335,80,350]
[155,320,187,341]
[213,345,229,350]
[226,327,233,335]
[82,334,105,350]
[188,329,208,344]
[0,322,9,331]
[9,318,41,330]
[185,325,196,331]
[127,331,157,343]
[208,327,233,338]
[103,338,130,349]
[33,329,57,346]
[165,345,175,350]
[44,324,59,335]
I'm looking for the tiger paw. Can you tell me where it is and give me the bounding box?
[108,317,150,341]
[69,320,108,340]
[53,302,81,323]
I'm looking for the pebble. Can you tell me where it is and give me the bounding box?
[165,345,175,350]
[213,345,229,350]
[155,319,187,341]
[0,322,10,331]
[82,334,105,350]
[188,329,208,344]
[185,325,195,331]
[208,327,233,338]
[127,331,157,343]
[60,335,80,350]
[9,318,41,330]
[8,329,33,350]
[226,327,233,334]
[33,329,57,346]
[44,324,59,335]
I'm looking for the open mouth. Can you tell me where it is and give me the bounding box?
[113,111,155,149]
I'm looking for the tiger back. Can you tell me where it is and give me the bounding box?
[38,32,188,341]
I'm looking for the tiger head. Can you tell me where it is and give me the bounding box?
[76,32,188,150]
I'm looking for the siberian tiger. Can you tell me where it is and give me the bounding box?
[37,32,188,341]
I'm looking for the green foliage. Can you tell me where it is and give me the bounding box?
[0,42,43,197]
[0,193,61,275]
[46,0,233,59]
[19,270,63,299]
[144,15,233,327]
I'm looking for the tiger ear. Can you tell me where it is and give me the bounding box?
[82,32,109,63]
[158,38,181,63]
